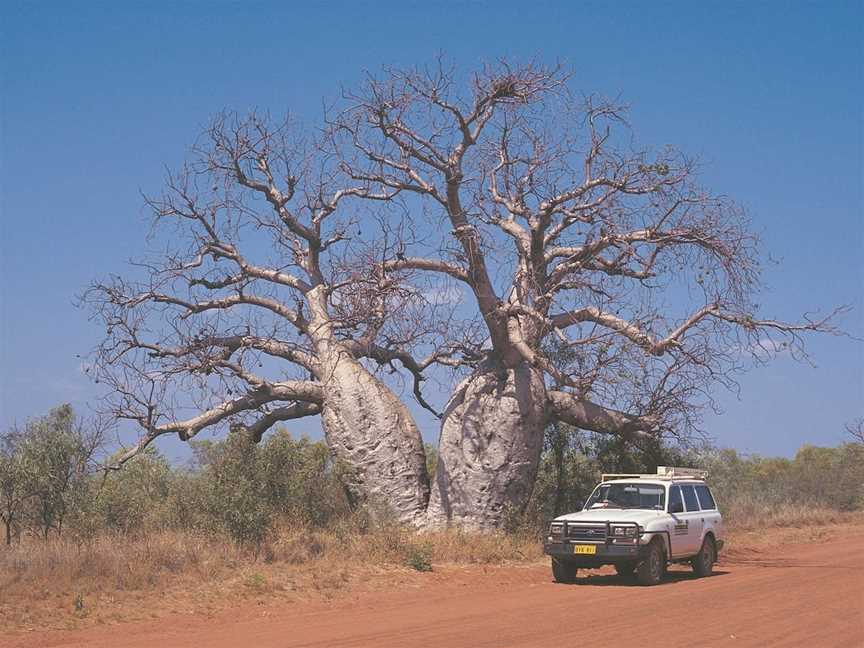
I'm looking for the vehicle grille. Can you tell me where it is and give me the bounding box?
[565,524,607,542]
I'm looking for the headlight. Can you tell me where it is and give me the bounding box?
[611,525,637,537]
[549,522,563,538]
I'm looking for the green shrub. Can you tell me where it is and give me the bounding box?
[199,429,272,548]
[404,542,433,572]
[90,448,172,534]
[8,404,860,546]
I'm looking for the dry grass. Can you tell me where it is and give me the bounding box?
[722,501,864,531]
[0,521,542,632]
[3,507,861,633]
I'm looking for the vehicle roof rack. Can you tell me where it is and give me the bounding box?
[601,473,645,481]
[601,466,708,482]
[655,466,709,480]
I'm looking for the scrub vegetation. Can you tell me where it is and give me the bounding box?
[2,404,862,631]
[524,421,864,530]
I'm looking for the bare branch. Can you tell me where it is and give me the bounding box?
[382,256,470,284]
[107,379,324,469]
[547,390,658,439]
[240,402,323,442]
[342,340,442,418]
[846,418,864,444]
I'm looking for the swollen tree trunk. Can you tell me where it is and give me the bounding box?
[306,286,429,525]
[318,351,430,525]
[426,361,548,529]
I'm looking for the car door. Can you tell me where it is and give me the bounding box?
[679,484,704,556]
[666,485,690,559]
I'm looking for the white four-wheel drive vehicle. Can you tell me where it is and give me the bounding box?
[543,466,725,586]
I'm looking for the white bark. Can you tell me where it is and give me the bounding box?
[318,350,430,525]
[425,362,547,529]
[306,287,429,525]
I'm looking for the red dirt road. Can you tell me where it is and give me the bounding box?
[6,532,863,648]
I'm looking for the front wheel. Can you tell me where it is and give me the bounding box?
[691,536,716,577]
[615,562,636,579]
[636,541,665,586]
[551,558,577,583]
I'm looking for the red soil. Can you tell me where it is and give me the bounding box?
[5,529,863,648]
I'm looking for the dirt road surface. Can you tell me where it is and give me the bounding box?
[5,531,863,648]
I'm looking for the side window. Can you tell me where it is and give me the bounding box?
[695,485,716,510]
[668,485,683,513]
[681,485,700,511]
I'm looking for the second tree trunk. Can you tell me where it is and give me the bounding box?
[426,361,548,529]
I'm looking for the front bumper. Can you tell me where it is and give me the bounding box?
[544,540,649,564]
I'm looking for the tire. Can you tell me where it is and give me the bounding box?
[551,558,578,583]
[615,562,636,579]
[691,535,716,577]
[636,540,665,586]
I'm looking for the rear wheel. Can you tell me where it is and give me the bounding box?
[551,558,578,583]
[691,536,716,577]
[636,540,665,586]
[615,562,636,579]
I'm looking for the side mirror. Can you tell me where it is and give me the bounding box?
[670,501,684,514]
[574,500,584,511]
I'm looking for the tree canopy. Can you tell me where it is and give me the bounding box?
[85,60,842,528]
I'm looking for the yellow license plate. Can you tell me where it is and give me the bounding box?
[572,544,597,555]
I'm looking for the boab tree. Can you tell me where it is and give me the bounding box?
[334,61,841,528]
[86,115,449,525]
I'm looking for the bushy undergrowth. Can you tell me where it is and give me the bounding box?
[44,429,354,549]
[4,416,863,549]
[522,424,864,531]
[3,409,862,601]
[692,444,864,528]
[2,412,862,631]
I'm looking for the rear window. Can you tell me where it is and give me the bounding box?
[695,485,716,510]
[681,485,700,511]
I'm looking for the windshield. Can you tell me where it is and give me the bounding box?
[585,483,666,510]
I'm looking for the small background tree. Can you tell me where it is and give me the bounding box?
[0,429,31,545]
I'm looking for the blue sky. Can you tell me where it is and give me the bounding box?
[1,1,861,459]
